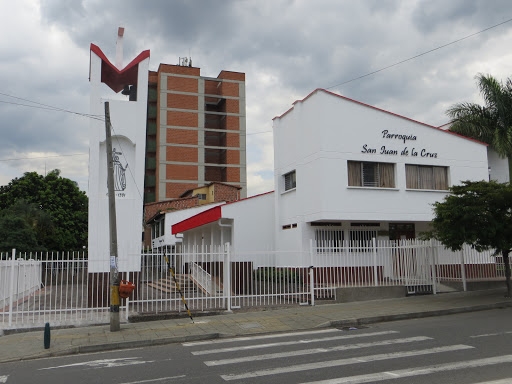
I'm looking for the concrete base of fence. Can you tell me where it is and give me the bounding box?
[128,310,225,323]
[442,280,506,292]
[334,286,407,303]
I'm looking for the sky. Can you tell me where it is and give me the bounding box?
[1,0,512,197]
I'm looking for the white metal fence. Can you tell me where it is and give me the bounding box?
[0,240,506,329]
[311,239,438,298]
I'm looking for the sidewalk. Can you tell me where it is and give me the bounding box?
[0,289,510,364]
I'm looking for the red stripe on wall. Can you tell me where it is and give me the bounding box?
[172,206,222,234]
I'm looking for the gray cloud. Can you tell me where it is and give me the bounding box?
[2,0,512,194]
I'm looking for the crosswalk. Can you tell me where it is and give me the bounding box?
[182,327,512,383]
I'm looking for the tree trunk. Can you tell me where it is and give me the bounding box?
[502,249,511,298]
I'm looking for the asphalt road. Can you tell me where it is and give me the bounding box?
[1,308,512,384]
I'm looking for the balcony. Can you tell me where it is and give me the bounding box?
[148,87,158,102]
[146,139,157,153]
[147,121,157,135]
[145,174,156,187]
[145,157,156,170]
[147,104,157,119]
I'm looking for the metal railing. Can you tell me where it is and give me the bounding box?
[1,240,506,328]
[190,262,214,296]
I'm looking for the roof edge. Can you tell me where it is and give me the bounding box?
[273,89,487,146]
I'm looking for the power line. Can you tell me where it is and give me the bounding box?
[326,17,512,90]
[245,130,272,135]
[0,153,88,162]
[0,92,105,121]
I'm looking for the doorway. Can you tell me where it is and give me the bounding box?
[389,223,415,241]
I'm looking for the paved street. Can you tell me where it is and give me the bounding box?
[1,308,512,383]
[0,289,511,365]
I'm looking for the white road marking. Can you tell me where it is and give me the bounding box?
[118,376,186,384]
[193,330,399,355]
[183,328,344,346]
[204,336,432,366]
[220,344,473,380]
[40,357,154,370]
[471,331,512,338]
[0,376,8,383]
[298,354,512,384]
[473,380,512,384]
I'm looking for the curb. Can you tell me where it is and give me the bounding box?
[1,297,511,364]
[0,333,221,364]
[77,332,220,354]
[326,301,512,328]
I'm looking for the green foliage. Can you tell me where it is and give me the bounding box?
[0,170,88,251]
[427,180,512,296]
[254,267,301,283]
[447,74,512,159]
[0,213,42,252]
[428,181,512,253]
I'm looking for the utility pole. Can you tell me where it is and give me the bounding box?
[104,101,120,332]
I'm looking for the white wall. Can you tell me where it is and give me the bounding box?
[88,51,149,272]
[0,260,42,309]
[488,149,510,183]
[180,192,275,254]
[223,192,275,253]
[273,90,489,251]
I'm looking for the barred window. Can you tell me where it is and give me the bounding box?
[348,161,395,188]
[284,170,296,191]
[349,228,377,251]
[315,228,344,253]
[406,165,448,190]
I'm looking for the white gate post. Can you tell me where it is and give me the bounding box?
[223,242,231,312]
[8,248,16,327]
[309,239,315,306]
[460,247,467,291]
[372,238,379,286]
[125,296,130,321]
[430,240,437,295]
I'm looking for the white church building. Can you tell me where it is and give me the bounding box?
[171,88,509,258]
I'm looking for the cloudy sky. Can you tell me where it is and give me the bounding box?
[1,0,512,196]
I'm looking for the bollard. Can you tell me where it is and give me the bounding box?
[44,322,51,349]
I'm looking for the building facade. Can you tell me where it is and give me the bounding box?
[144,63,247,204]
[145,182,242,250]
[171,89,509,259]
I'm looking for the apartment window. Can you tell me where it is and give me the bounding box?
[406,165,448,190]
[196,193,207,200]
[284,170,296,191]
[348,161,395,188]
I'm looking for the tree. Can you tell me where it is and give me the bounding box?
[0,214,42,252]
[427,181,512,297]
[0,170,88,250]
[0,199,55,252]
[447,74,512,179]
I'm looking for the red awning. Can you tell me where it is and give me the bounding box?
[172,206,222,234]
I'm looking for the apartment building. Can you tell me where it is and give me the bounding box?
[144,62,247,203]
